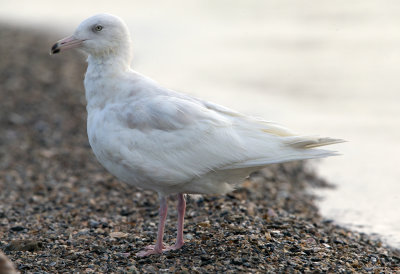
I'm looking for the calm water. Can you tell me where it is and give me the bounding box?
[1,1,399,248]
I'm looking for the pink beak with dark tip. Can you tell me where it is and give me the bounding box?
[50,35,85,55]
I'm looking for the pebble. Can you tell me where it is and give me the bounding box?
[110,232,128,238]
[10,226,26,232]
[4,240,43,252]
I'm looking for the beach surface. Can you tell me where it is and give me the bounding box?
[1,0,400,251]
[0,25,399,273]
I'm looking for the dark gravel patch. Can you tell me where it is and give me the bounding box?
[0,24,399,273]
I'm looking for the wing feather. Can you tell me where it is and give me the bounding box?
[113,94,341,185]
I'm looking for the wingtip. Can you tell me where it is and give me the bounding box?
[304,138,347,148]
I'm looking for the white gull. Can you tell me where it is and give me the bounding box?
[51,13,343,257]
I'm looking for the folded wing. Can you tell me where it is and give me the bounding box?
[118,94,343,184]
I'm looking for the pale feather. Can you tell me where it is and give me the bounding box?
[86,70,344,195]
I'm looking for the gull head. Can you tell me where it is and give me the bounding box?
[51,14,132,59]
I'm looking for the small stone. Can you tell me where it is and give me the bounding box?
[289,245,300,253]
[322,243,331,249]
[118,252,130,258]
[231,258,242,265]
[91,245,106,254]
[8,113,26,125]
[185,233,194,240]
[110,231,128,238]
[76,228,90,236]
[128,265,139,273]
[198,222,211,228]
[270,230,282,237]
[306,237,317,245]
[5,240,43,252]
[267,208,277,218]
[89,219,100,228]
[10,226,26,232]
[304,249,313,255]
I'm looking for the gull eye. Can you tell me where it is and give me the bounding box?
[93,25,103,32]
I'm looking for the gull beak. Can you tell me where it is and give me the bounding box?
[50,35,84,55]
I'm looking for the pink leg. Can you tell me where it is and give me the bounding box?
[136,196,168,257]
[166,193,186,250]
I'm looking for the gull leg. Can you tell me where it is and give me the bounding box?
[137,196,168,257]
[166,193,186,250]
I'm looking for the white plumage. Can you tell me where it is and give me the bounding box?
[51,13,343,256]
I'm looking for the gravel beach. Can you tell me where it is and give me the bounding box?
[0,25,399,273]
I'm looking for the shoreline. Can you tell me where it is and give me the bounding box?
[0,25,399,273]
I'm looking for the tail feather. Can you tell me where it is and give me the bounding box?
[288,137,345,149]
[221,136,345,170]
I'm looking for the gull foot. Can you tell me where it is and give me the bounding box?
[136,244,165,257]
[136,248,163,257]
[143,244,161,250]
[164,242,184,251]
[136,243,184,257]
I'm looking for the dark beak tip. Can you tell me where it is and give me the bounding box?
[50,43,60,55]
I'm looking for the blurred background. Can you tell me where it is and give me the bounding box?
[1,0,399,248]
